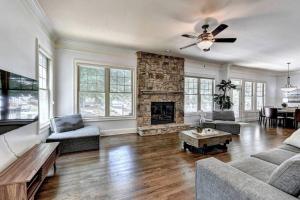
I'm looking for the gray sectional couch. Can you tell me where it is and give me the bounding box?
[196,130,300,200]
[203,111,241,134]
[47,114,100,154]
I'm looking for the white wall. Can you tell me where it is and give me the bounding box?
[54,41,224,133]
[184,59,221,125]
[0,0,53,172]
[54,40,281,130]
[229,65,278,121]
[54,41,137,135]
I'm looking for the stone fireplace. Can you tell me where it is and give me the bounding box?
[151,102,175,125]
[136,52,189,136]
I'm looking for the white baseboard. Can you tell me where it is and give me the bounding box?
[100,128,137,136]
[242,117,258,122]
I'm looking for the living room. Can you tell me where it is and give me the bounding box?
[0,0,299,200]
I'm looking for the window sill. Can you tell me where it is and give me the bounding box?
[185,112,209,117]
[83,116,136,122]
[244,110,259,113]
[39,122,50,133]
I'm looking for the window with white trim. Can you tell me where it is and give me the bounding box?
[184,77,198,113]
[38,52,50,126]
[184,77,214,113]
[256,82,266,110]
[77,64,134,118]
[200,79,214,112]
[244,81,253,111]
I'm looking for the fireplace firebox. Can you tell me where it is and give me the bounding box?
[151,102,175,125]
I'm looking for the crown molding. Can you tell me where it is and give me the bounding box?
[231,64,282,77]
[20,0,57,41]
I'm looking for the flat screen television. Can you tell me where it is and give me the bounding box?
[0,69,38,135]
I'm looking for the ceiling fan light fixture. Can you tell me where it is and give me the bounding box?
[197,40,213,50]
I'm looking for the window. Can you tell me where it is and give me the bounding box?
[77,64,134,118]
[231,79,242,119]
[184,77,214,113]
[79,66,105,117]
[256,83,265,110]
[184,77,198,113]
[110,69,132,116]
[38,52,50,126]
[244,81,253,111]
[200,79,214,112]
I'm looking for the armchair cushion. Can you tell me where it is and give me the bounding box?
[212,111,235,121]
[51,114,84,133]
[47,126,100,140]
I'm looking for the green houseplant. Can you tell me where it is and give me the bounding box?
[213,80,236,110]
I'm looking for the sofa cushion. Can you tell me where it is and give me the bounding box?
[268,154,300,197]
[0,135,17,173]
[279,144,300,154]
[229,157,277,182]
[212,111,235,121]
[252,148,297,165]
[284,129,300,148]
[4,122,41,157]
[48,126,100,140]
[51,114,84,133]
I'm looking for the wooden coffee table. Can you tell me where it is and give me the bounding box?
[179,129,232,154]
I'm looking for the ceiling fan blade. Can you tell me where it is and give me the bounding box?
[211,24,228,36]
[214,38,237,43]
[180,42,198,50]
[181,34,198,39]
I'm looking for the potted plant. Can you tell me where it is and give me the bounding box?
[213,80,236,110]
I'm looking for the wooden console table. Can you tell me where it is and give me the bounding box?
[0,142,60,200]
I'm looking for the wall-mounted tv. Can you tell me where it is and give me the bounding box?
[0,69,38,134]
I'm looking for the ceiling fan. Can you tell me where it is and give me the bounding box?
[180,24,237,52]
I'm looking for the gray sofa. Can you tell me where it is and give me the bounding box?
[203,111,240,134]
[46,114,100,154]
[196,141,300,199]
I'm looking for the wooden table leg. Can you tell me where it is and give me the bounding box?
[202,144,207,155]
[183,142,188,151]
[53,162,57,174]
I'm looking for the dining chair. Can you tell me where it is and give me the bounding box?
[258,108,265,125]
[264,108,285,127]
[294,109,300,129]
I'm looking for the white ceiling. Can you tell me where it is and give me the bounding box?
[37,0,300,71]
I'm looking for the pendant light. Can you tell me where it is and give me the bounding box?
[281,62,297,92]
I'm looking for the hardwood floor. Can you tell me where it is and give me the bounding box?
[37,124,294,200]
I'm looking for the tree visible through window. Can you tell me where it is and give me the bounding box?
[78,65,133,118]
[79,66,105,117]
[256,83,265,110]
[184,77,214,113]
[110,69,132,116]
[244,81,253,111]
[184,77,198,113]
[200,79,213,112]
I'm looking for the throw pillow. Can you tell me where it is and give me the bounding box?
[268,154,300,197]
[52,114,84,133]
[284,128,300,148]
